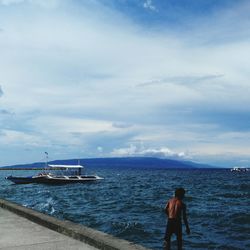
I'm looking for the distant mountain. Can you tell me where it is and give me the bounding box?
[0,157,215,170]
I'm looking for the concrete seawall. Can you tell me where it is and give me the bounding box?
[0,198,150,250]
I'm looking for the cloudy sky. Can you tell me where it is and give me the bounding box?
[0,0,250,167]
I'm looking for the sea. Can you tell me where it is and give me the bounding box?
[0,167,249,250]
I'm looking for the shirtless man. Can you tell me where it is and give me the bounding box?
[164,188,190,250]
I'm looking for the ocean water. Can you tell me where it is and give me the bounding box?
[0,168,249,250]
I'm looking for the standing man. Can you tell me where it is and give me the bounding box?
[164,188,190,250]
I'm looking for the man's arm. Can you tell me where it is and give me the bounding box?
[182,203,190,234]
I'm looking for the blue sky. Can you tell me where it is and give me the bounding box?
[0,0,250,167]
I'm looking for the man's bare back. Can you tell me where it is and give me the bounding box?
[166,197,183,219]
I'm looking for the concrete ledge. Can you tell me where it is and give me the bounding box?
[0,198,150,250]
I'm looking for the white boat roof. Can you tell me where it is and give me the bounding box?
[48,164,84,169]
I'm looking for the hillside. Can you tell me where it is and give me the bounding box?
[0,157,214,170]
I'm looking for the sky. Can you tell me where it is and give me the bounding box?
[0,0,250,167]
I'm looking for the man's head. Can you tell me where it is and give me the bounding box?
[175,188,185,199]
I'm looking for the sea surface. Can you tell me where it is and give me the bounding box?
[0,168,249,250]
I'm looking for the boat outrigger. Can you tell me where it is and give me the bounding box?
[6,164,103,185]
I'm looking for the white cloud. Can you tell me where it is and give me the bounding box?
[143,0,157,12]
[97,146,103,153]
[112,144,188,159]
[0,129,44,146]
[31,116,120,135]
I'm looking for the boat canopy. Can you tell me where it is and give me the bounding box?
[48,164,84,169]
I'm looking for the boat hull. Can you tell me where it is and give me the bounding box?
[5,176,44,184]
[6,175,103,185]
[36,175,103,185]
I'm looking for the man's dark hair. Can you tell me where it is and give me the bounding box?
[175,188,185,199]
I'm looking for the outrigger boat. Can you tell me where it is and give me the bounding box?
[6,164,103,185]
